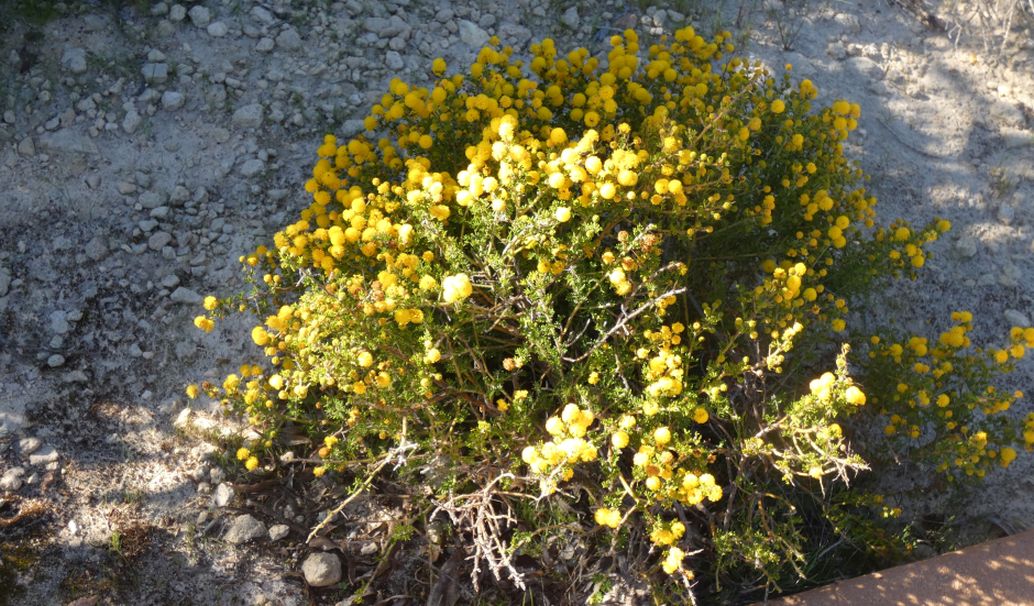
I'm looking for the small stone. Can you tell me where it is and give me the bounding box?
[302,552,342,587]
[50,311,70,334]
[139,192,165,208]
[232,103,264,128]
[47,355,66,368]
[998,203,1015,224]
[148,231,173,251]
[161,274,180,288]
[1004,309,1031,327]
[207,21,228,37]
[239,158,265,177]
[268,524,290,541]
[170,286,202,304]
[386,51,404,70]
[161,91,185,111]
[561,6,579,29]
[61,47,88,74]
[29,445,59,466]
[276,27,303,50]
[19,437,41,455]
[0,467,25,492]
[142,62,169,84]
[17,137,35,156]
[256,37,275,52]
[251,6,275,24]
[213,482,234,507]
[188,5,211,27]
[122,110,142,134]
[224,514,267,545]
[0,268,11,297]
[169,4,186,21]
[457,19,489,48]
[955,236,978,258]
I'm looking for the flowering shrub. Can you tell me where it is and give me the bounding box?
[191,28,1028,602]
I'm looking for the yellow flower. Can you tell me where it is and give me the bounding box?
[654,426,671,446]
[554,206,572,223]
[844,385,866,406]
[236,447,251,461]
[185,384,199,399]
[432,57,447,75]
[245,456,259,471]
[203,296,218,311]
[1000,447,1017,467]
[611,430,629,449]
[251,326,270,346]
[662,547,685,574]
[771,99,785,114]
[312,466,326,477]
[442,273,473,303]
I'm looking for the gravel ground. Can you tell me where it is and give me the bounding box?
[0,1,1032,604]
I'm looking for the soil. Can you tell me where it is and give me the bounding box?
[0,0,1032,604]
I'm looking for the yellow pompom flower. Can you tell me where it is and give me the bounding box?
[185,384,199,399]
[203,296,218,311]
[442,273,473,303]
[236,447,251,461]
[771,99,785,114]
[245,456,260,471]
[844,385,867,406]
[431,57,447,75]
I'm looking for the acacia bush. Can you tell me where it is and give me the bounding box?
[190,27,1033,603]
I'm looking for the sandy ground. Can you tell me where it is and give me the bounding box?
[1,1,1032,604]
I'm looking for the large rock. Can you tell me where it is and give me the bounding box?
[39,129,99,155]
[224,514,266,544]
[302,552,342,587]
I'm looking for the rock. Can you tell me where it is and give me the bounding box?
[19,437,41,455]
[998,203,1015,224]
[188,5,211,27]
[148,231,173,251]
[955,236,978,258]
[161,91,185,111]
[61,47,88,74]
[224,514,266,544]
[239,158,265,177]
[457,19,489,48]
[29,445,59,466]
[122,110,142,134]
[207,21,228,37]
[170,286,202,304]
[232,103,264,128]
[39,129,99,155]
[256,37,275,52]
[47,354,65,368]
[0,467,25,492]
[17,137,35,156]
[276,27,303,50]
[251,6,275,24]
[1005,309,1031,327]
[269,524,290,541]
[386,50,404,70]
[85,236,108,261]
[562,6,579,29]
[169,4,186,21]
[142,62,169,84]
[50,310,70,334]
[302,552,342,587]
[0,268,10,297]
[213,482,234,507]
